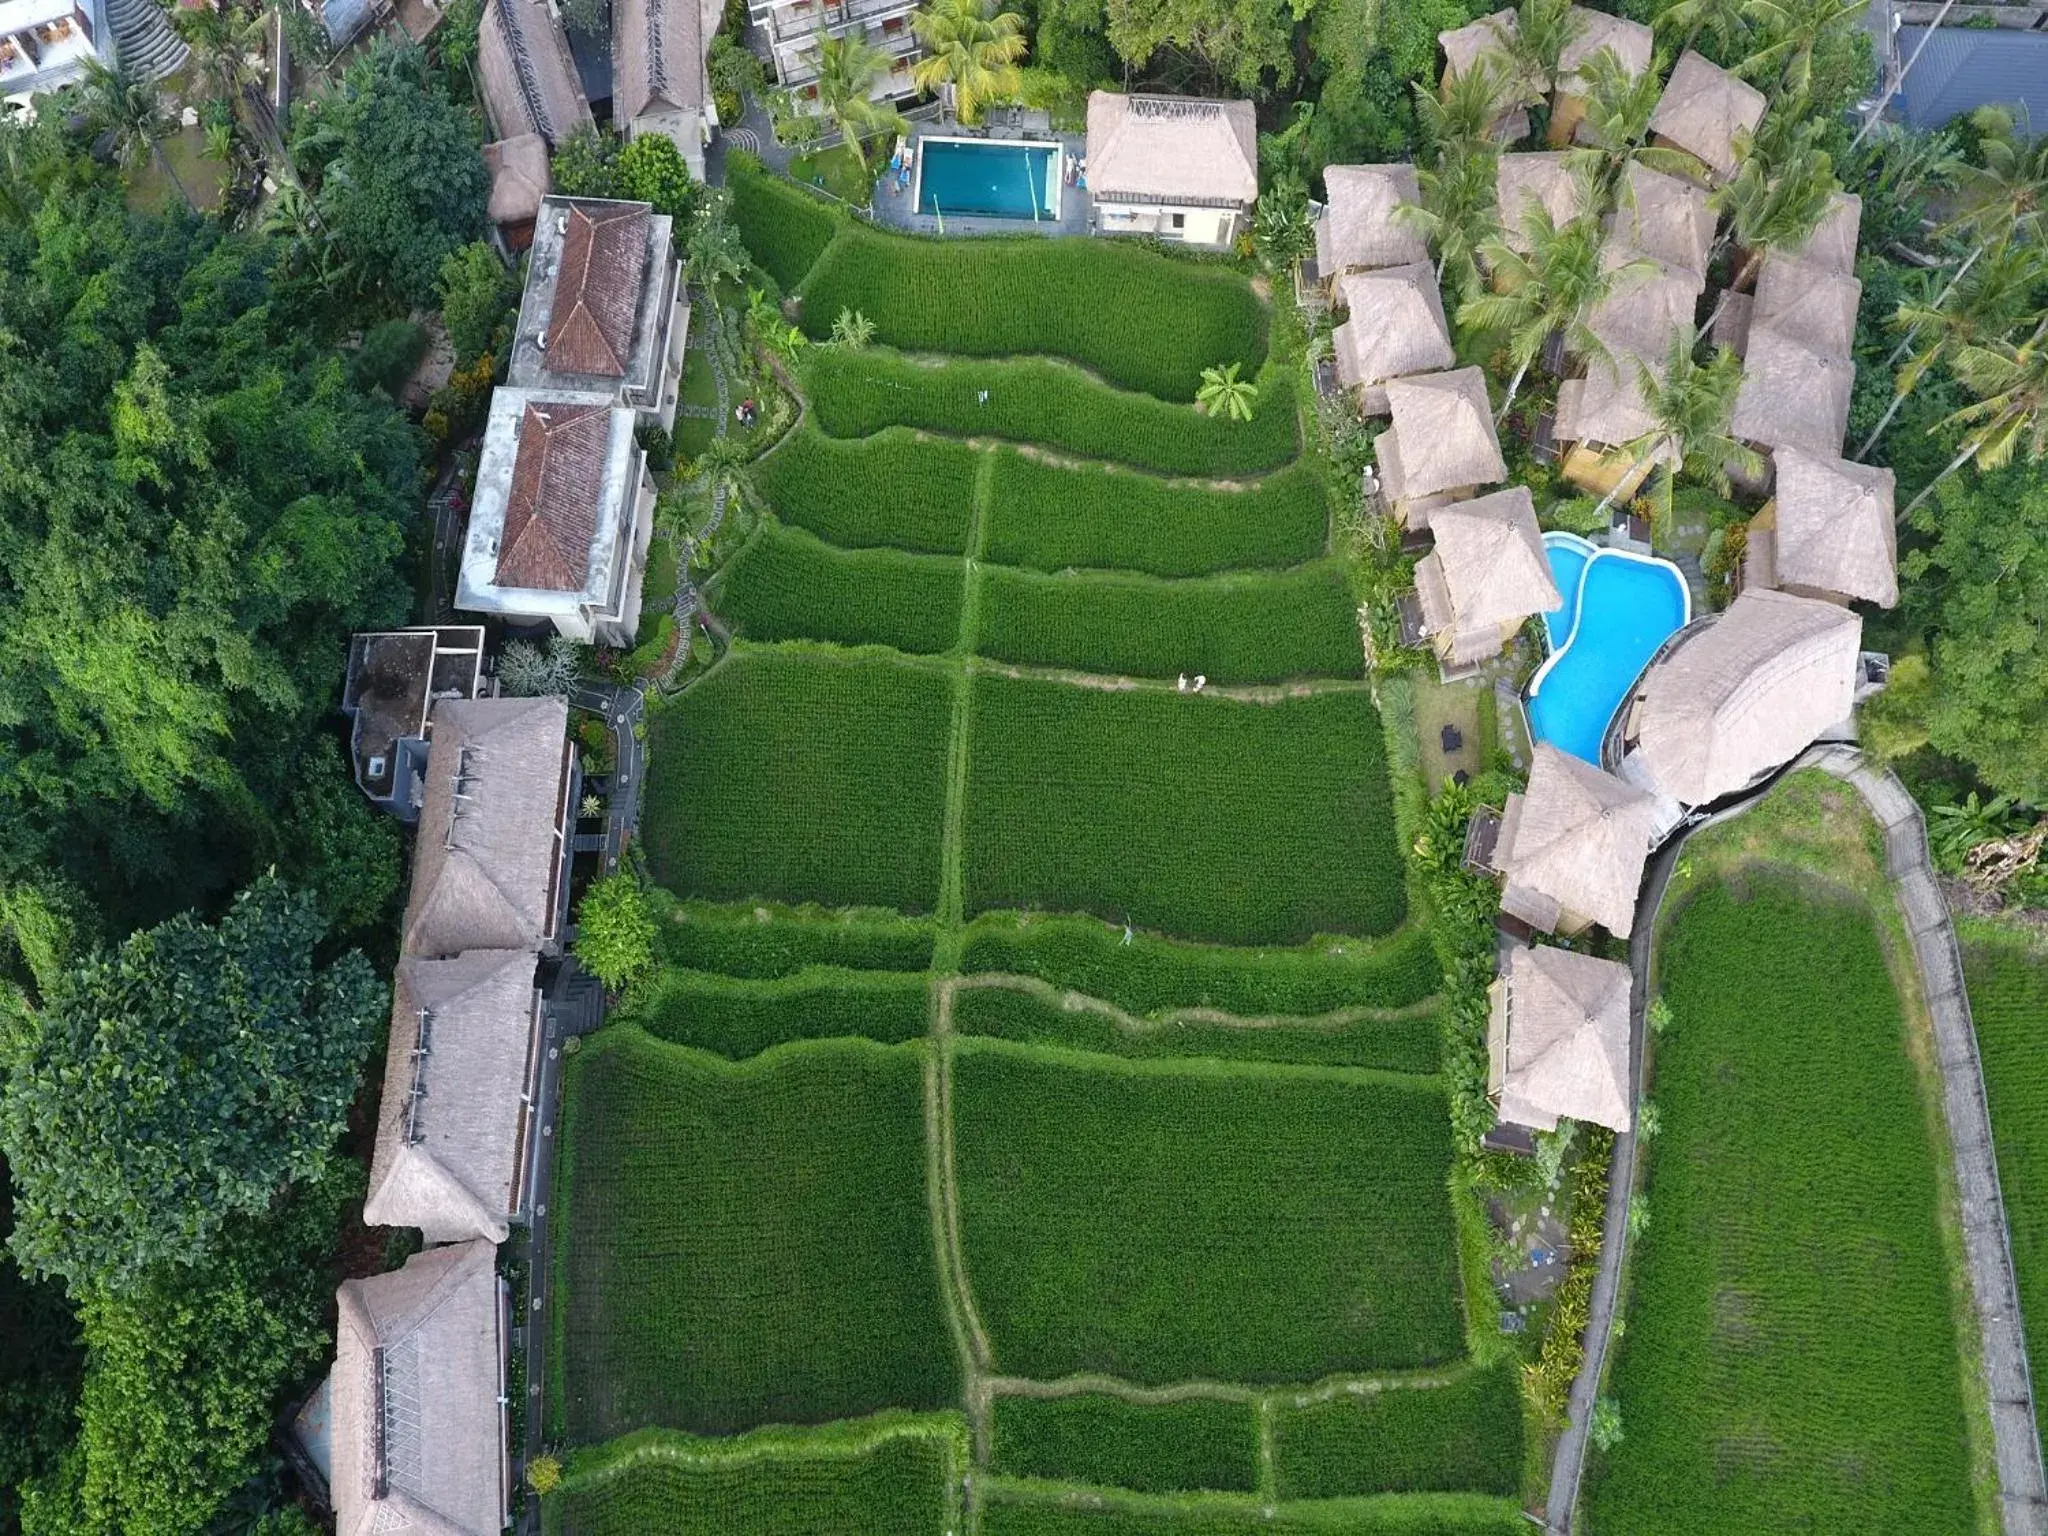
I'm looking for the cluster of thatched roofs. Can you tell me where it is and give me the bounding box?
[310,696,577,1536]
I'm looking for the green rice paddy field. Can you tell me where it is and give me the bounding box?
[1582,876,1976,1535]
[1964,928,2048,1447]
[548,192,1530,1533]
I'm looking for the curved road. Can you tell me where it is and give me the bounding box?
[1544,744,2048,1535]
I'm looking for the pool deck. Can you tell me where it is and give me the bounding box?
[871,127,1092,238]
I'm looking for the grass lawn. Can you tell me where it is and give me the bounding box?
[676,345,722,463]
[552,1413,965,1536]
[963,676,1406,945]
[1962,925,2048,1449]
[128,126,228,214]
[642,647,951,913]
[554,1030,956,1442]
[951,1040,1464,1384]
[788,143,881,207]
[1583,872,1977,1535]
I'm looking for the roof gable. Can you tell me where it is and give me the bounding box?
[543,205,651,377]
[496,401,612,591]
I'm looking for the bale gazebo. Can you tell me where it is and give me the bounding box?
[1413,486,1560,668]
[1488,944,1635,1135]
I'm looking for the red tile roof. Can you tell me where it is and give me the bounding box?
[495,401,611,590]
[542,205,649,377]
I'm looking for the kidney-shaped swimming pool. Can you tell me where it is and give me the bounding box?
[1526,532,1691,766]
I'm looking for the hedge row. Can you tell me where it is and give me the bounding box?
[985,452,1331,577]
[798,228,1268,401]
[806,347,1300,478]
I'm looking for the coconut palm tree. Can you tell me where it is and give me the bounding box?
[1593,327,1760,517]
[1197,363,1259,422]
[78,58,184,202]
[174,0,267,109]
[1741,0,1867,98]
[1413,57,1509,154]
[1397,143,1502,299]
[1857,242,2047,458]
[812,31,905,175]
[1899,334,2048,521]
[1656,0,1751,61]
[912,0,1026,126]
[1565,48,1699,197]
[1501,0,1582,107]
[1700,122,1837,330]
[1462,206,1654,422]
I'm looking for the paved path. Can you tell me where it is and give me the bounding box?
[1544,745,2048,1534]
[569,681,645,875]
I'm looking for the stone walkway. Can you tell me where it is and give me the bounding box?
[1544,745,2048,1534]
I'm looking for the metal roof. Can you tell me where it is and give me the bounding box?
[1896,27,2048,131]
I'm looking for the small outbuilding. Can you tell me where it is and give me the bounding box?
[1488,944,1634,1134]
[1624,587,1862,805]
[1746,447,1897,608]
[1085,91,1259,248]
[1495,743,1657,938]
[1375,367,1509,524]
[1648,49,1766,183]
[1729,326,1856,462]
[1413,486,1561,667]
[1331,263,1455,414]
[1315,164,1428,282]
[484,133,552,250]
[1553,5,1654,143]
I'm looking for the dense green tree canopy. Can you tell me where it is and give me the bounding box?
[0,877,382,1292]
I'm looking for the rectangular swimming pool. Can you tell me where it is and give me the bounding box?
[915,138,1062,221]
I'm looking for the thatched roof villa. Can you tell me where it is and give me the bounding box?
[1488,944,1634,1134]
[1085,91,1260,248]
[1331,263,1456,413]
[1438,9,1535,139]
[1728,326,1857,461]
[1315,164,1428,283]
[329,1240,508,1536]
[1647,49,1766,183]
[1605,162,1714,280]
[1557,6,1654,97]
[1376,367,1509,524]
[1413,486,1561,666]
[365,949,546,1245]
[1495,744,1657,938]
[1745,448,1898,608]
[1623,587,1863,805]
[1495,152,1591,250]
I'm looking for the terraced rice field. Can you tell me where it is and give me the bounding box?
[1583,876,1976,1535]
[551,191,1527,1532]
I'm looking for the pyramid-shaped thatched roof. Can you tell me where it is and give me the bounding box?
[1559,6,1654,93]
[1332,264,1455,396]
[1414,486,1561,656]
[402,696,571,959]
[366,949,543,1245]
[1489,944,1633,1132]
[1440,8,1521,82]
[1788,191,1862,276]
[1382,368,1508,499]
[1496,153,1591,251]
[1752,252,1861,360]
[1608,162,1715,278]
[1632,588,1862,804]
[1649,50,1767,180]
[485,133,552,227]
[1771,447,1897,607]
[1317,164,1429,275]
[1730,327,1856,456]
[1498,744,1657,937]
[331,1240,506,1536]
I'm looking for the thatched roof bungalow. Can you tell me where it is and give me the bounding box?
[1496,743,1657,937]
[1749,252,1862,360]
[1495,153,1590,250]
[1648,49,1766,182]
[1086,92,1260,248]
[1625,588,1862,804]
[365,949,545,1245]
[1316,164,1428,280]
[1331,263,1456,413]
[1729,326,1856,459]
[401,696,575,960]
[1748,448,1897,608]
[1606,162,1714,279]
[330,1240,508,1536]
[1414,487,1561,666]
[1438,9,1535,139]
[1376,368,1508,523]
[1558,6,1654,93]
[1488,944,1634,1133]
[1788,191,1862,276]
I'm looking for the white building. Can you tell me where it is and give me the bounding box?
[614,0,721,178]
[749,0,920,105]
[455,389,656,645]
[1,0,102,103]
[1084,91,1258,249]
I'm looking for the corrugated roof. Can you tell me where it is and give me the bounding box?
[1896,27,2048,132]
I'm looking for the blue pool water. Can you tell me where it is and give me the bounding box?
[917,139,1060,220]
[1526,533,1690,766]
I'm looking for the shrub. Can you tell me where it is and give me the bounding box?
[525,1453,562,1495]
[354,319,428,397]
[975,559,1362,684]
[963,675,1406,945]
[984,453,1330,577]
[952,1040,1463,1383]
[575,875,657,990]
[551,125,625,199]
[729,161,842,289]
[437,240,514,367]
[806,348,1300,478]
[710,523,964,655]
[556,1031,956,1441]
[796,229,1268,401]
[498,636,583,698]
[617,131,695,219]
[755,426,979,553]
